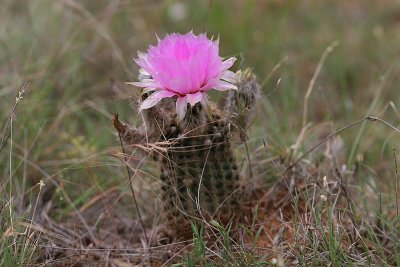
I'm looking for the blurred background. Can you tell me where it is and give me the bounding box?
[1,0,400,230]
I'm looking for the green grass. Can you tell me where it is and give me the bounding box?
[1,0,400,265]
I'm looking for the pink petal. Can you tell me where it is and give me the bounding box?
[213,81,238,91]
[139,90,177,111]
[221,70,238,83]
[200,78,220,91]
[152,90,177,99]
[186,92,203,107]
[221,57,236,71]
[176,96,188,122]
[169,77,192,95]
[134,53,152,73]
[139,96,159,111]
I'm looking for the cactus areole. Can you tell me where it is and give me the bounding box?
[116,32,259,236]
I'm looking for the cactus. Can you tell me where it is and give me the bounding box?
[114,69,259,235]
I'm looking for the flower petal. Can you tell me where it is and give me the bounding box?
[200,92,212,118]
[221,57,236,71]
[139,90,177,111]
[221,70,238,83]
[176,96,188,122]
[134,53,153,73]
[139,68,150,76]
[139,96,160,111]
[186,92,203,107]
[127,79,160,88]
[213,81,238,91]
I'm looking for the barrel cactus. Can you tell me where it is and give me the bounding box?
[114,32,259,236]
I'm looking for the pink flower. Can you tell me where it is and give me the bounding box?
[130,32,237,121]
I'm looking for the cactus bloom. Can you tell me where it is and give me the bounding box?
[131,32,237,121]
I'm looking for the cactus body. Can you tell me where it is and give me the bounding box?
[115,69,259,235]
[159,107,239,233]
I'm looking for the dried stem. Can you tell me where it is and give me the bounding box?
[0,82,28,154]
[287,116,400,174]
[114,113,149,245]
[393,148,399,221]
[293,41,338,157]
